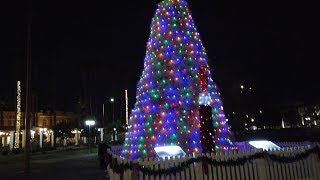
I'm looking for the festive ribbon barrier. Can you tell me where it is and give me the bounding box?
[106,146,320,176]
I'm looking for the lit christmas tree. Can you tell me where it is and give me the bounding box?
[122,0,235,159]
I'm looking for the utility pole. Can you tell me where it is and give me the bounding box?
[110,98,115,122]
[102,103,105,127]
[24,0,32,175]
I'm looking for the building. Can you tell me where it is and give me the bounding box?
[0,111,78,148]
[280,103,320,128]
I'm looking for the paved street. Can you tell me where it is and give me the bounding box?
[0,147,107,180]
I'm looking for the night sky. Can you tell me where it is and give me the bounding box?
[1,0,319,115]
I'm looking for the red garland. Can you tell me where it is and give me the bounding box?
[198,65,215,154]
[199,65,208,92]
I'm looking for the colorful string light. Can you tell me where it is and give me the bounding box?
[122,0,235,160]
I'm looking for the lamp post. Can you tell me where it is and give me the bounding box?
[85,120,95,153]
[110,98,115,122]
[102,99,109,127]
[101,98,112,142]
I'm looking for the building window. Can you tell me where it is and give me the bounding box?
[9,116,15,126]
[43,120,47,127]
[7,136,10,145]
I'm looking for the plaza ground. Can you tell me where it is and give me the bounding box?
[0,147,107,180]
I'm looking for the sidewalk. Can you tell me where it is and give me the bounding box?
[0,147,107,180]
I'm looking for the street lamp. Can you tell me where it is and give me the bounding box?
[85,120,95,153]
[110,98,115,122]
[240,85,244,93]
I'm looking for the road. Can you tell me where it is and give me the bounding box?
[0,147,107,180]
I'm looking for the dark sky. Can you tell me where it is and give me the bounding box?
[1,0,319,114]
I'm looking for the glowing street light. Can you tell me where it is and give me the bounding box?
[85,120,95,126]
[110,98,115,122]
[85,120,95,153]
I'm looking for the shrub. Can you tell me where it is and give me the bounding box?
[11,148,23,154]
[1,146,9,156]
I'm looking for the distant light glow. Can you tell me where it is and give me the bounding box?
[72,129,81,134]
[31,130,35,139]
[85,120,95,126]
[199,92,211,105]
[248,140,280,150]
[39,128,47,132]
[154,145,186,158]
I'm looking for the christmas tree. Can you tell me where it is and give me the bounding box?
[122,0,235,160]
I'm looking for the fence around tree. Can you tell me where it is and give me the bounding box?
[105,145,320,180]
